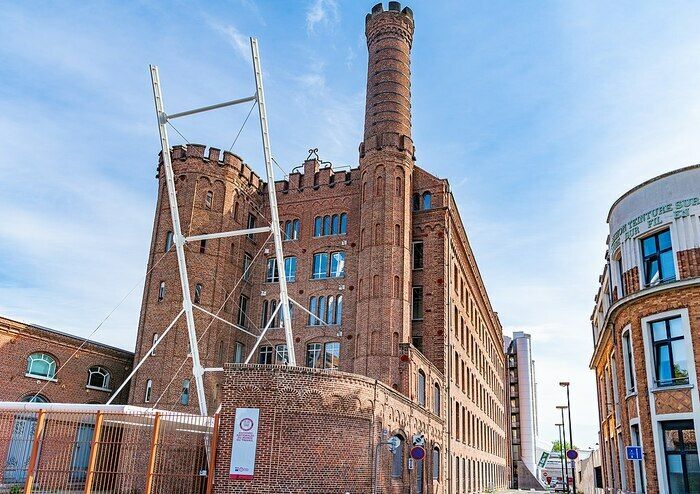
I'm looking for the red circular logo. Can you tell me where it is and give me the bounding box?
[240,418,254,431]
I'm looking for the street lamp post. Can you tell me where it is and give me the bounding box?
[556,423,565,491]
[557,405,569,493]
[560,382,577,494]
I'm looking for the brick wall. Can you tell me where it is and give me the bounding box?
[0,316,133,404]
[677,247,700,279]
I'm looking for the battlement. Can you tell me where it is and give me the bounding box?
[366,2,413,25]
[273,158,356,194]
[162,144,264,191]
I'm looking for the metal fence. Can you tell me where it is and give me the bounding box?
[0,409,219,494]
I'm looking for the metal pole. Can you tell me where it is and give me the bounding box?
[565,385,577,494]
[150,65,208,416]
[250,37,296,365]
[205,412,221,494]
[23,409,46,494]
[556,423,565,490]
[83,411,104,494]
[145,412,162,494]
[166,94,257,120]
[559,407,569,493]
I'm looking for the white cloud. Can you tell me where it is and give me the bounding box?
[306,0,339,35]
[205,18,252,62]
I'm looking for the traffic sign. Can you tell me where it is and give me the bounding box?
[386,436,401,453]
[410,446,426,461]
[626,446,643,460]
[566,449,578,460]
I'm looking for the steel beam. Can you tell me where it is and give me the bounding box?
[166,95,257,120]
[185,226,271,243]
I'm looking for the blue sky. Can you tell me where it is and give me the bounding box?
[3,0,700,448]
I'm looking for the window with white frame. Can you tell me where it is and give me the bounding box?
[650,316,688,386]
[87,366,111,390]
[158,281,165,302]
[412,241,424,270]
[258,346,274,364]
[621,329,636,393]
[234,341,245,363]
[275,344,288,364]
[181,379,190,405]
[306,342,339,369]
[26,353,57,379]
[237,295,249,327]
[412,286,424,320]
[144,379,153,402]
[642,229,675,286]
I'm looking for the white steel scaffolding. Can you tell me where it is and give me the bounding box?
[108,37,301,417]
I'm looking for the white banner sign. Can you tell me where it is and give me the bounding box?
[229,407,260,480]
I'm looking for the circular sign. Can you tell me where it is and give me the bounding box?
[239,417,255,431]
[566,449,578,460]
[410,446,426,461]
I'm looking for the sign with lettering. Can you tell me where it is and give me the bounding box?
[610,197,700,252]
[538,451,550,467]
[626,446,643,461]
[229,408,260,480]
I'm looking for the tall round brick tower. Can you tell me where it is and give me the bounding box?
[354,2,415,388]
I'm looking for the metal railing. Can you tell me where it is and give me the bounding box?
[0,409,218,494]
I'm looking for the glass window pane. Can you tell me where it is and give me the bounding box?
[658,229,672,251]
[324,342,340,369]
[323,216,331,236]
[330,252,345,277]
[285,257,297,282]
[666,454,684,494]
[413,242,424,270]
[642,235,657,256]
[318,296,326,323]
[669,317,683,338]
[266,258,278,282]
[307,343,323,368]
[276,344,288,364]
[332,215,340,234]
[336,295,343,325]
[657,345,672,384]
[423,192,431,209]
[683,429,697,451]
[645,259,660,285]
[314,217,322,237]
[309,297,317,325]
[340,213,347,234]
[652,321,668,341]
[660,251,675,281]
[671,340,688,381]
[313,253,328,279]
[687,453,700,494]
[327,296,335,324]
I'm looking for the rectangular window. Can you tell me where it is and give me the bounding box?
[144,379,152,403]
[312,253,329,279]
[165,231,174,252]
[246,213,256,240]
[266,258,279,282]
[642,229,675,286]
[412,286,424,320]
[651,316,688,386]
[617,256,625,297]
[237,295,249,327]
[151,333,158,357]
[194,283,202,304]
[622,330,636,393]
[324,342,340,369]
[275,344,289,364]
[330,252,345,278]
[662,421,699,494]
[234,342,245,363]
[180,379,190,405]
[158,281,165,302]
[242,252,252,281]
[285,256,297,282]
[306,343,323,368]
[258,346,273,364]
[412,241,424,270]
[631,424,646,492]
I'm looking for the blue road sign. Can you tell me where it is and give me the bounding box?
[626,446,643,460]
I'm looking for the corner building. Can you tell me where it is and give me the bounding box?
[590,165,700,494]
[130,3,509,492]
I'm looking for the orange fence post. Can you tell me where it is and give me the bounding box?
[83,411,104,494]
[144,412,162,494]
[206,413,221,494]
[23,409,47,494]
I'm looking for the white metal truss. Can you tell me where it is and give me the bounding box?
[107,37,297,416]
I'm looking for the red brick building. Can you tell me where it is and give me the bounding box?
[0,315,133,404]
[129,2,509,492]
[590,165,700,494]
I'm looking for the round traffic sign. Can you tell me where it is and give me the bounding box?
[410,446,426,460]
[566,449,578,460]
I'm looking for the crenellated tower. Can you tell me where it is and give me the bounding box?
[354,2,415,388]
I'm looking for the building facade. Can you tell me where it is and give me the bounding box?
[0,315,133,404]
[129,2,509,492]
[505,331,547,489]
[590,165,700,494]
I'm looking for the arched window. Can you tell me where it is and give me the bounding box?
[194,283,202,304]
[412,193,420,211]
[292,219,300,240]
[375,175,384,196]
[204,190,213,209]
[26,353,56,379]
[158,281,165,301]
[434,383,441,416]
[327,296,336,324]
[391,434,404,478]
[260,300,269,327]
[422,192,432,210]
[318,296,327,324]
[418,370,426,406]
[87,366,111,390]
[144,379,153,403]
[181,379,190,405]
[323,215,331,236]
[314,217,323,237]
[165,231,174,252]
[339,213,347,234]
[336,295,343,325]
[308,297,318,325]
[233,202,240,221]
[151,333,159,356]
[331,214,340,234]
[395,176,402,195]
[21,394,49,403]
